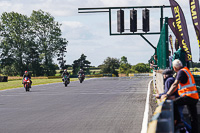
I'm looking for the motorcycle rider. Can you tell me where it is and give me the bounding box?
[22,71,32,88]
[78,69,85,76]
[62,69,70,83]
[78,69,85,80]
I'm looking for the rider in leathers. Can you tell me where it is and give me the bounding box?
[62,69,70,83]
[78,69,85,78]
[22,71,32,88]
[78,69,84,75]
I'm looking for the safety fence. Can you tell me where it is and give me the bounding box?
[147,71,200,133]
[147,71,175,133]
[147,99,174,133]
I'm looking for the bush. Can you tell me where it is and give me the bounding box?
[100,57,120,77]
[2,65,18,76]
[131,63,150,73]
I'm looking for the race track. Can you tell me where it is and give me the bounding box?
[0,77,151,133]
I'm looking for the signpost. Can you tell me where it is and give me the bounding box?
[78,5,170,51]
[78,5,171,69]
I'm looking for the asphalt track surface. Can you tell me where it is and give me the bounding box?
[0,77,152,133]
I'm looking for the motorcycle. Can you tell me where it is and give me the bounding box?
[63,75,70,87]
[78,74,85,83]
[23,77,31,91]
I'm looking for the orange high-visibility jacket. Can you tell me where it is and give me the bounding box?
[178,67,199,99]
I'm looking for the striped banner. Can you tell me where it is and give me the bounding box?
[169,0,192,61]
[168,18,180,51]
[189,0,200,61]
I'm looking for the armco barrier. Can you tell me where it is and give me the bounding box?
[147,99,174,133]
[148,71,200,133]
[147,70,174,133]
[129,73,151,77]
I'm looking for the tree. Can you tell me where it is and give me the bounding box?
[30,10,67,76]
[2,64,17,76]
[131,63,150,73]
[72,54,91,75]
[100,57,120,76]
[26,43,44,76]
[119,56,131,75]
[119,63,132,75]
[0,12,31,76]
[120,56,128,64]
[57,39,68,70]
[0,10,68,76]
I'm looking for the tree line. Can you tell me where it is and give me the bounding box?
[99,56,150,76]
[70,55,150,77]
[0,10,68,76]
[0,10,150,77]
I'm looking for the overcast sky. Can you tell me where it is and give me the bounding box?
[0,0,198,66]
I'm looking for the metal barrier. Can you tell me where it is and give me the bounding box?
[147,71,200,133]
[147,99,174,133]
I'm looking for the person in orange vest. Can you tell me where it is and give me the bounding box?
[161,59,199,133]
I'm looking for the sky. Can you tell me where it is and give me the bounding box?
[0,0,199,67]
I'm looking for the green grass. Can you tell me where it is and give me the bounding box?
[0,78,78,91]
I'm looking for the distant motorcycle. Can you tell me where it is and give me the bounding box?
[78,74,85,83]
[23,77,31,91]
[63,75,70,87]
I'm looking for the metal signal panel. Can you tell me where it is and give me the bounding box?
[130,10,137,32]
[142,9,150,32]
[117,10,124,32]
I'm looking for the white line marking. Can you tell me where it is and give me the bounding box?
[141,79,152,133]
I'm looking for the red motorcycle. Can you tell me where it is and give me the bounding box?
[23,77,31,91]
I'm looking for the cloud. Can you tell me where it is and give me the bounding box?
[62,21,83,29]
[100,0,133,7]
[61,20,97,40]
[0,0,11,7]
[0,0,172,17]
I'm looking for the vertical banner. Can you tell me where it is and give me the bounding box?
[168,18,181,51]
[169,35,174,54]
[168,18,178,37]
[189,0,200,61]
[169,0,192,61]
[168,18,180,51]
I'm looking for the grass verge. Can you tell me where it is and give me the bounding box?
[0,78,78,91]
